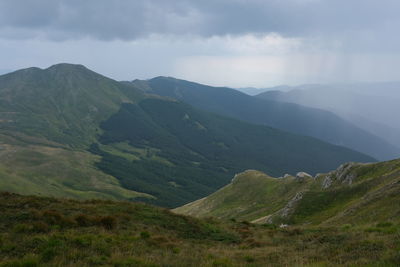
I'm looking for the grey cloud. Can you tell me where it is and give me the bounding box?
[0,0,399,41]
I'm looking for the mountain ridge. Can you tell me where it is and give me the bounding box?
[131,76,399,160]
[174,158,400,226]
[257,83,400,150]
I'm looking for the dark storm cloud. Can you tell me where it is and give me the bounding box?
[0,0,399,41]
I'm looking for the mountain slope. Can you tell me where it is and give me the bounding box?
[0,63,142,147]
[0,64,152,201]
[131,77,399,160]
[175,159,400,226]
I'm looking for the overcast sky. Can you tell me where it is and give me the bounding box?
[1,0,400,87]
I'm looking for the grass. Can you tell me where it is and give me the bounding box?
[0,193,399,266]
[174,170,312,221]
[0,142,152,201]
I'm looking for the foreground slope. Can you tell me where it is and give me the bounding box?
[132,77,399,160]
[0,64,375,207]
[175,159,400,226]
[1,192,399,266]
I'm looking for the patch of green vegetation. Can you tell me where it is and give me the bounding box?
[0,144,151,201]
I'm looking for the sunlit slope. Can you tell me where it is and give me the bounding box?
[175,159,400,225]
[0,135,149,200]
[174,170,312,221]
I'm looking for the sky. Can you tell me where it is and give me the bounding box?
[1,0,400,87]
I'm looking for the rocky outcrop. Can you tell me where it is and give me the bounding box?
[321,162,364,189]
[257,191,306,224]
[296,172,312,179]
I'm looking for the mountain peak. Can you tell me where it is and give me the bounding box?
[45,63,89,73]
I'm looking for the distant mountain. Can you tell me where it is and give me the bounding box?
[0,69,12,75]
[235,87,268,95]
[175,158,400,226]
[130,77,399,160]
[0,63,141,147]
[257,83,400,148]
[0,64,375,207]
[235,85,294,95]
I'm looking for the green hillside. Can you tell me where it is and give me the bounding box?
[1,192,399,266]
[175,159,400,226]
[0,64,376,207]
[0,63,141,147]
[0,134,148,201]
[0,64,152,202]
[132,77,399,160]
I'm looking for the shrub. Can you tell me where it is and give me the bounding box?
[243,255,256,263]
[42,210,74,227]
[212,258,232,267]
[140,231,150,239]
[112,258,157,267]
[12,223,31,233]
[40,247,57,262]
[2,255,39,267]
[376,222,393,228]
[74,214,93,227]
[31,221,50,233]
[97,216,117,230]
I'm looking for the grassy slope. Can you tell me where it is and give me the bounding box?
[1,193,399,266]
[0,64,142,148]
[0,135,149,200]
[175,170,312,221]
[296,159,400,226]
[175,159,400,226]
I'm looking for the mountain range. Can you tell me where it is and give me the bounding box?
[0,63,378,207]
[131,77,399,160]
